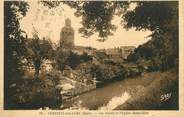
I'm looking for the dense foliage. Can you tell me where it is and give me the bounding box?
[55,48,92,71]
[42,1,178,72]
[26,34,54,79]
[41,1,129,39]
[4,1,178,109]
[4,1,57,109]
[4,1,29,109]
[126,2,178,71]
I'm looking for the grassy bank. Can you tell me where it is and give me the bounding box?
[115,68,178,110]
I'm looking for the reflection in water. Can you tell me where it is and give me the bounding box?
[98,91,131,110]
[62,85,144,110]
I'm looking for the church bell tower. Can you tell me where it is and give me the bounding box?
[60,18,74,49]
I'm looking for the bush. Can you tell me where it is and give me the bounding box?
[7,71,62,109]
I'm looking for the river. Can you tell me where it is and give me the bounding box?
[62,73,155,110]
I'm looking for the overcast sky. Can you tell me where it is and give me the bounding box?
[20,1,151,49]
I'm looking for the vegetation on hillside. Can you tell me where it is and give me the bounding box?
[126,2,178,72]
[55,48,93,71]
[115,68,178,110]
[42,1,178,71]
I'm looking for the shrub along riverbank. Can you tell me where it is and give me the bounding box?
[115,68,178,110]
[5,71,61,110]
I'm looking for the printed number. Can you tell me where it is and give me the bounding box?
[160,93,172,102]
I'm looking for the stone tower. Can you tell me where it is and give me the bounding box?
[60,18,74,49]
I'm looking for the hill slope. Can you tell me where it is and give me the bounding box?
[115,68,178,110]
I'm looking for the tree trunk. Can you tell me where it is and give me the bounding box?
[34,68,40,79]
[34,58,41,79]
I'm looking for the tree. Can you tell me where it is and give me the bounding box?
[41,1,129,39]
[26,31,54,79]
[80,52,93,62]
[4,1,29,109]
[125,1,178,71]
[54,48,70,71]
[4,1,29,82]
[66,51,81,69]
[55,49,92,71]
[41,1,178,71]
[41,1,177,40]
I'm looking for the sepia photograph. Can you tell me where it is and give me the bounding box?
[2,0,182,113]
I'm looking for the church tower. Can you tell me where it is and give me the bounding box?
[60,18,74,49]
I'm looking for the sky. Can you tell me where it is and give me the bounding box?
[20,1,152,49]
